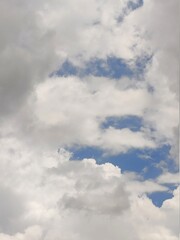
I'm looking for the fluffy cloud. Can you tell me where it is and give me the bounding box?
[0,138,179,240]
[0,0,178,158]
[16,75,153,153]
[127,0,179,159]
[157,172,179,185]
[37,0,141,62]
[0,0,142,119]
[0,0,179,239]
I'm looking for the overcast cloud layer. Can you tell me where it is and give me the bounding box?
[0,0,179,239]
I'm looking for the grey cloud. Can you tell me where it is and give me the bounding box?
[59,184,129,215]
[0,0,58,118]
[0,138,179,240]
[169,127,179,165]
[0,185,26,234]
[48,158,130,215]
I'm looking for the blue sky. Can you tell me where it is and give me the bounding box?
[53,55,152,79]
[100,115,143,131]
[54,57,133,78]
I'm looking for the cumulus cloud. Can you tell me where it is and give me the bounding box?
[0,0,140,120]
[0,0,179,239]
[127,0,179,159]
[0,0,178,158]
[0,139,179,240]
[16,75,153,153]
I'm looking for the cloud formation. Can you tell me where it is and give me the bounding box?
[0,139,179,239]
[0,0,179,239]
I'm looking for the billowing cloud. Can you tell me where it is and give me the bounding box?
[0,139,179,239]
[0,0,179,239]
[18,75,153,153]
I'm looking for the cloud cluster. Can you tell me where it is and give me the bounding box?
[0,0,179,239]
[0,0,177,158]
[19,75,154,153]
[0,138,179,240]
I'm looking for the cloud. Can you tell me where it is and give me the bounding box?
[0,0,149,118]
[0,0,179,239]
[0,185,26,234]
[157,172,179,185]
[0,138,179,240]
[0,0,59,118]
[0,226,43,240]
[37,0,141,62]
[0,0,178,160]
[57,163,129,215]
[12,75,154,154]
[127,0,179,160]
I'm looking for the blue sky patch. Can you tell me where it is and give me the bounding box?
[69,146,103,161]
[52,54,152,79]
[53,57,133,79]
[83,57,133,78]
[134,54,153,77]
[69,143,178,208]
[68,143,178,207]
[117,0,143,23]
[102,145,176,179]
[54,61,77,77]
[69,144,176,181]
[101,148,158,176]
[147,190,174,208]
[127,0,143,11]
[101,115,143,131]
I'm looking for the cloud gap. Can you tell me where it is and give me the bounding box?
[100,115,143,131]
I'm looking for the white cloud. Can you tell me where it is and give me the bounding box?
[0,0,179,239]
[126,0,179,160]
[0,0,178,159]
[37,0,140,62]
[13,75,154,153]
[100,127,155,153]
[0,226,43,240]
[157,172,179,185]
[0,138,179,240]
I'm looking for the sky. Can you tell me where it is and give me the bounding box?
[0,0,179,239]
